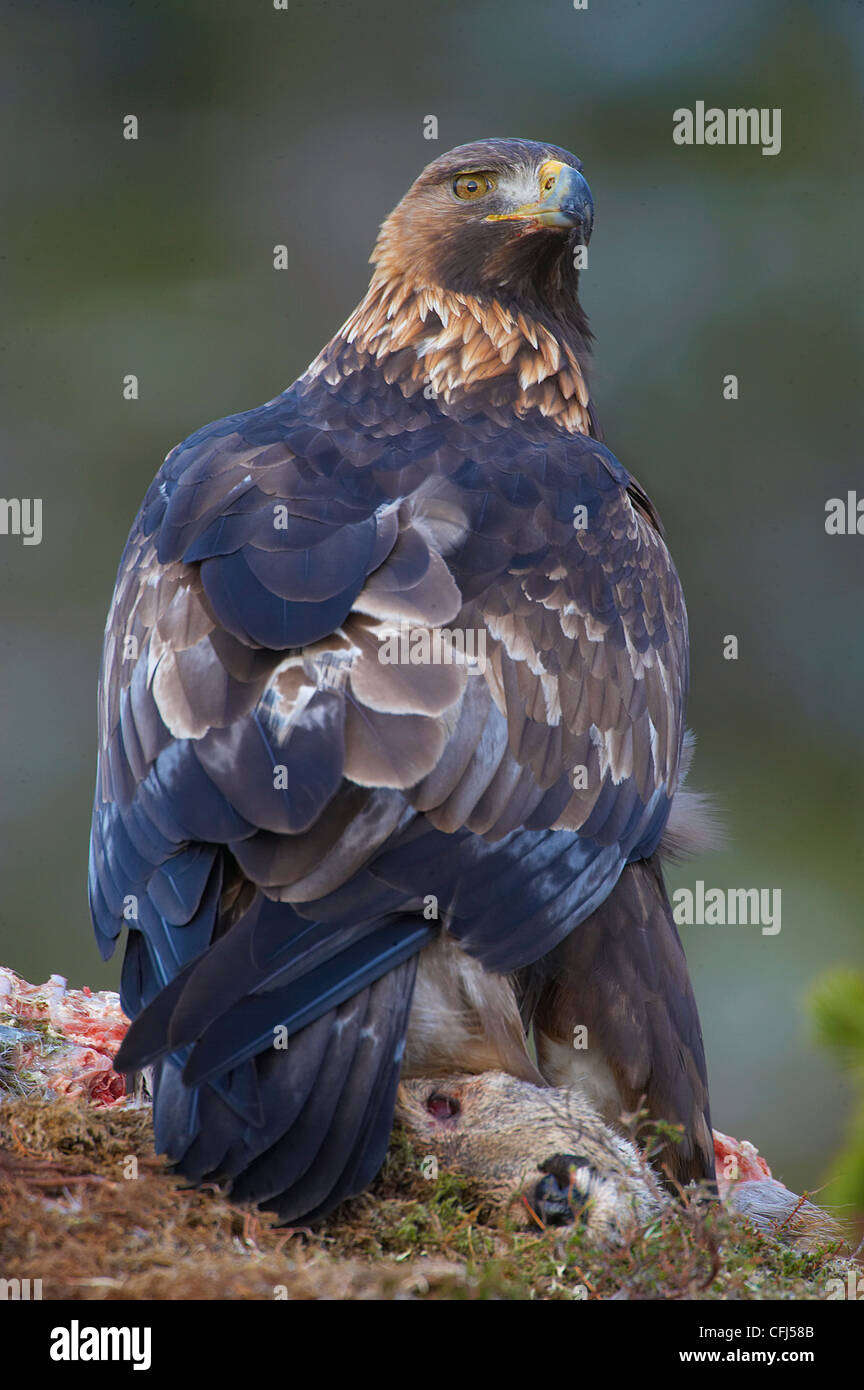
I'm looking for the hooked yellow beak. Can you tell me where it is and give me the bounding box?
[486,160,594,239]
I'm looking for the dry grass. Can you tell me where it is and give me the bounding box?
[0,1094,853,1301]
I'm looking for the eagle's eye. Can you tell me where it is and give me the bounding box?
[452,171,496,201]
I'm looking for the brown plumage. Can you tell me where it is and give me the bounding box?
[92,137,715,1225]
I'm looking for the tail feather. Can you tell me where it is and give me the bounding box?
[224,961,417,1221]
[219,1012,335,1177]
[129,917,424,1225]
[233,962,416,1220]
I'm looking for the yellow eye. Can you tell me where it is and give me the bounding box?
[452,172,496,200]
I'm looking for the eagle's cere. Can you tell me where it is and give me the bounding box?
[91,137,715,1226]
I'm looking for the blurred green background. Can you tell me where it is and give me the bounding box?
[0,0,861,1200]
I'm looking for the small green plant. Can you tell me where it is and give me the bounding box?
[809,967,864,1215]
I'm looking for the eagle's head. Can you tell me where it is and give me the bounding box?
[312,138,598,434]
[373,137,593,337]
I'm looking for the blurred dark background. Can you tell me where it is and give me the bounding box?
[0,0,861,1198]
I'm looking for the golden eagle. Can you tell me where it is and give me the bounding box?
[91,138,714,1224]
